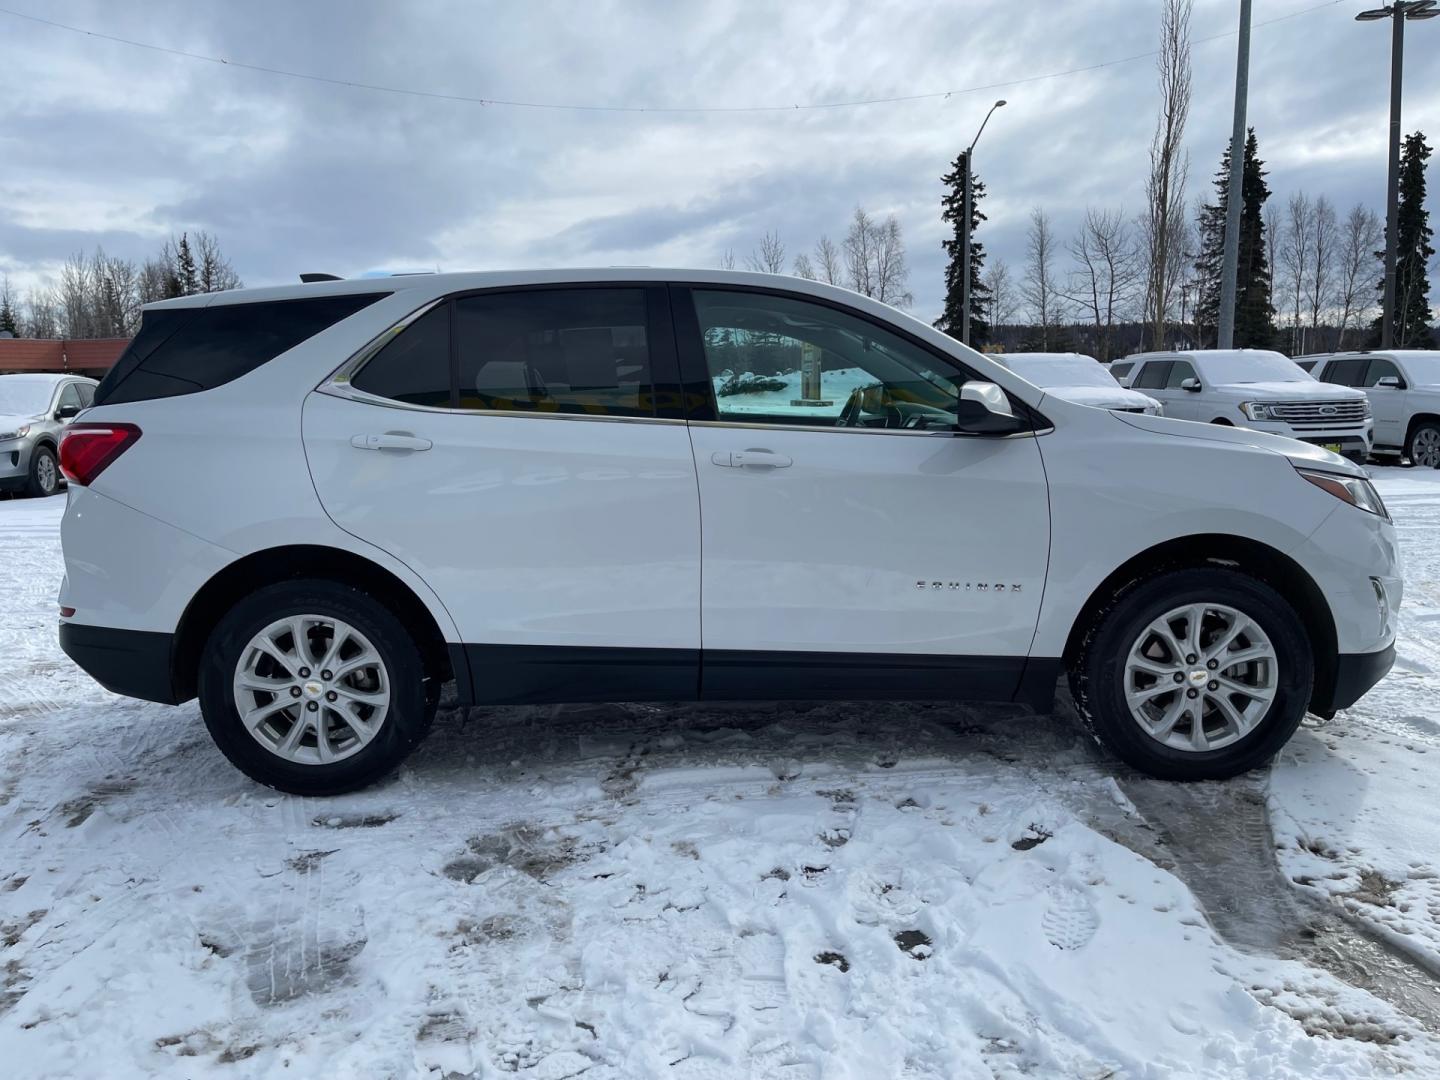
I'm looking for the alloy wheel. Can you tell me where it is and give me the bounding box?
[36,453,57,494]
[1413,427,1440,469]
[1122,602,1278,753]
[232,614,390,765]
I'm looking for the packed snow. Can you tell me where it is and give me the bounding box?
[3,469,1440,1078]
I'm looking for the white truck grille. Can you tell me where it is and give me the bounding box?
[1268,400,1369,429]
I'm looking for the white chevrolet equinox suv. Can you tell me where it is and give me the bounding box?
[58,270,1401,794]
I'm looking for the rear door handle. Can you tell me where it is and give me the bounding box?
[350,432,433,452]
[710,449,792,469]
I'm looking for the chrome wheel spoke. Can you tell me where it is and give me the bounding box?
[1188,707,1210,751]
[242,696,295,730]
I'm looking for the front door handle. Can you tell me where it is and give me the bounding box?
[350,432,433,452]
[710,448,792,469]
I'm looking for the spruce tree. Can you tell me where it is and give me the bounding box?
[1377,131,1434,348]
[936,151,990,346]
[176,233,200,296]
[1193,129,1274,348]
[0,281,17,336]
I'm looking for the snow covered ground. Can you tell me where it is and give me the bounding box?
[3,469,1440,1079]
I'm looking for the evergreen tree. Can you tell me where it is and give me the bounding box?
[1375,131,1435,348]
[176,233,199,296]
[1193,129,1274,348]
[936,151,990,346]
[0,278,18,336]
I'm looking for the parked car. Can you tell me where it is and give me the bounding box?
[1302,350,1440,468]
[58,271,1399,794]
[0,373,98,497]
[992,352,1163,414]
[1124,349,1373,461]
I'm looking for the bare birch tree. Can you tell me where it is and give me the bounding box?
[746,231,786,274]
[1279,192,1314,354]
[1143,0,1192,349]
[1335,203,1383,349]
[843,208,913,307]
[982,258,1017,331]
[792,253,815,279]
[1064,208,1143,360]
[814,236,844,285]
[1305,195,1337,348]
[1021,207,1065,350]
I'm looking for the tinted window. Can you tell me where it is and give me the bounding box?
[95,293,388,406]
[692,289,971,429]
[351,304,451,407]
[1364,358,1401,386]
[75,383,95,407]
[454,289,653,417]
[1165,361,1197,389]
[1132,361,1171,390]
[1323,358,1368,386]
[57,384,81,412]
[1110,362,1133,383]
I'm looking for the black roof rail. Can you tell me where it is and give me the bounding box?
[299,273,343,283]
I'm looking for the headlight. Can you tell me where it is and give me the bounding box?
[1239,402,1274,421]
[1148,403,1165,416]
[1360,400,1372,419]
[1297,468,1389,520]
[0,424,30,441]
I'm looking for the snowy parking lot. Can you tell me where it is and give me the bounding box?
[4,469,1440,1079]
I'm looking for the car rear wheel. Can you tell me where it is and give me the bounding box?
[1407,421,1440,469]
[1069,568,1313,780]
[26,445,60,497]
[198,579,435,794]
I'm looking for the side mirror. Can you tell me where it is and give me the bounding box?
[1180,377,1202,392]
[55,403,80,420]
[1374,376,1403,389]
[954,381,1024,435]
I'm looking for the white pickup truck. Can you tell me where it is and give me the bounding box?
[1300,351,1440,468]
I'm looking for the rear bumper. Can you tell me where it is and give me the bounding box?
[59,621,182,705]
[1312,644,1396,715]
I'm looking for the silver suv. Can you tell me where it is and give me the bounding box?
[0,373,98,497]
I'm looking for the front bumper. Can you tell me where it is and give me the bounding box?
[1245,419,1373,453]
[0,439,32,487]
[59,622,182,705]
[1312,644,1396,715]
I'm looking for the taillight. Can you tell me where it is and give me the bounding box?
[59,423,142,485]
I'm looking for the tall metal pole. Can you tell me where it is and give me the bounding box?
[961,158,973,347]
[1381,8,1404,348]
[1216,0,1252,349]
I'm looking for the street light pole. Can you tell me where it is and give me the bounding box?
[1356,0,1437,349]
[961,99,1006,348]
[1216,0,1252,350]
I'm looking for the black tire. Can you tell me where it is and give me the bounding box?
[198,579,435,795]
[1405,420,1440,469]
[1069,568,1313,781]
[25,445,60,498]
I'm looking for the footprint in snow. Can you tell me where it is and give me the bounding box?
[1041,886,1100,951]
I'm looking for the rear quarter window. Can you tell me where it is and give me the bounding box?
[95,293,389,406]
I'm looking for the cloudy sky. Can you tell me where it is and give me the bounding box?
[1,0,1437,321]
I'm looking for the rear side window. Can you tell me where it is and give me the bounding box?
[1322,358,1368,386]
[455,289,653,417]
[1132,361,1171,390]
[95,293,388,406]
[350,304,452,407]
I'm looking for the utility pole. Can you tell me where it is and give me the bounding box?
[1356,1,1436,348]
[961,99,1006,347]
[1216,0,1252,349]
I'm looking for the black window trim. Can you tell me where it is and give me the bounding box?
[322,281,686,425]
[667,281,1050,438]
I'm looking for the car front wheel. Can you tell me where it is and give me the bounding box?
[1070,568,1313,780]
[26,445,60,497]
[198,580,434,794]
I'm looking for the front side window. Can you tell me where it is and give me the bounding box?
[455,289,653,417]
[75,383,95,407]
[1165,361,1198,389]
[56,383,81,413]
[691,289,966,429]
[1132,361,1172,390]
[1364,358,1401,386]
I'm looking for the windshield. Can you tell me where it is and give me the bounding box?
[1003,355,1119,389]
[0,378,54,416]
[1197,352,1314,384]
